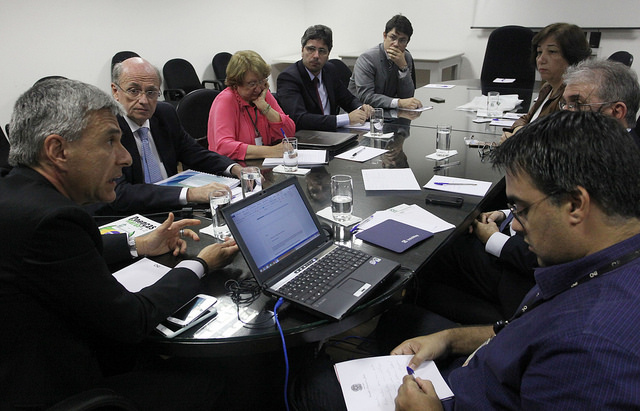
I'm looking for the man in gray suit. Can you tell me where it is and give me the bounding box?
[348,15,423,110]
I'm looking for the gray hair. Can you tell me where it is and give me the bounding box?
[8,78,122,167]
[112,58,162,86]
[564,59,640,127]
[492,111,640,219]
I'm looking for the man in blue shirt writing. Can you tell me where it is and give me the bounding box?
[392,111,640,409]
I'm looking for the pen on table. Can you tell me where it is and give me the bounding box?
[350,214,374,233]
[434,182,477,186]
[433,161,461,170]
[351,147,366,157]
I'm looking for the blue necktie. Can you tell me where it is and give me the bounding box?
[499,212,514,233]
[138,127,163,184]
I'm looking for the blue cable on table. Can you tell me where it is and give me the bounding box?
[274,297,290,411]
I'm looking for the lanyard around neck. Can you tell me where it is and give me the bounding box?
[245,106,260,137]
[494,248,640,334]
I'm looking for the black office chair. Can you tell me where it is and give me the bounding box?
[111,51,140,71]
[328,59,352,88]
[46,388,139,411]
[162,58,218,103]
[212,52,232,90]
[176,88,220,148]
[608,51,634,67]
[480,25,536,111]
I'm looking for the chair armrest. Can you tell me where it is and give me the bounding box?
[202,79,224,90]
[163,88,186,101]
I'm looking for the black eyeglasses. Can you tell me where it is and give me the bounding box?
[559,100,618,112]
[387,33,409,46]
[304,46,329,56]
[507,193,556,228]
[478,142,497,162]
[115,83,161,100]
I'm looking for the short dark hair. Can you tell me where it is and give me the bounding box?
[530,23,592,67]
[301,25,333,51]
[385,14,413,39]
[491,110,640,219]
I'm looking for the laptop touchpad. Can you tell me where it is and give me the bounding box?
[339,278,371,297]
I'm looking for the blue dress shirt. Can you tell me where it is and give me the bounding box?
[448,233,640,409]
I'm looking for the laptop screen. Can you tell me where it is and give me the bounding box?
[226,180,323,274]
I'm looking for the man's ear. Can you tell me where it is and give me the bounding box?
[567,186,590,225]
[610,101,628,124]
[111,83,119,101]
[41,134,67,165]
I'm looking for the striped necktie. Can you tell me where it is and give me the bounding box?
[138,126,163,183]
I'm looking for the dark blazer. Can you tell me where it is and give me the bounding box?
[277,60,362,131]
[0,166,202,408]
[103,102,235,214]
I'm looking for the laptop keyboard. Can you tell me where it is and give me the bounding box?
[278,247,371,305]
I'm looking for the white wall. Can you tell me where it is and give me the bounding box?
[1,0,639,125]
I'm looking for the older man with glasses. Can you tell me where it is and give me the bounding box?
[561,58,640,147]
[89,57,243,215]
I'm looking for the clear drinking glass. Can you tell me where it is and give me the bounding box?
[436,124,452,157]
[283,138,298,172]
[240,166,262,198]
[370,108,384,137]
[487,91,501,117]
[209,189,232,240]
[331,174,353,222]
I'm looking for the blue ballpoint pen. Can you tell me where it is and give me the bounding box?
[434,182,477,186]
[406,366,417,380]
[350,214,374,233]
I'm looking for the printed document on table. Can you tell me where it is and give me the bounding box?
[334,355,453,411]
[113,258,170,292]
[425,175,492,196]
[355,204,455,234]
[362,168,421,191]
[262,149,327,166]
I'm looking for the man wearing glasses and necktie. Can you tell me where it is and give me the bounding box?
[95,57,242,215]
[277,24,374,131]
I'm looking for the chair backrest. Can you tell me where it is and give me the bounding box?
[212,52,232,86]
[481,25,535,86]
[163,58,203,96]
[608,51,634,67]
[176,89,220,146]
[328,59,352,88]
[111,51,140,71]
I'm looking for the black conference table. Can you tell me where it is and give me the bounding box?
[140,118,507,358]
[141,77,540,357]
[406,78,541,136]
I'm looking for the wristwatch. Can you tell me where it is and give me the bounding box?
[128,235,138,258]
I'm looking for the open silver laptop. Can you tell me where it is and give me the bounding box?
[221,177,400,320]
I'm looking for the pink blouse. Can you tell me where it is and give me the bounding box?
[208,87,296,160]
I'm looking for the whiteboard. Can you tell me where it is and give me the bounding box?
[472,0,640,29]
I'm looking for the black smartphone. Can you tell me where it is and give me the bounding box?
[425,193,464,208]
[430,97,445,103]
